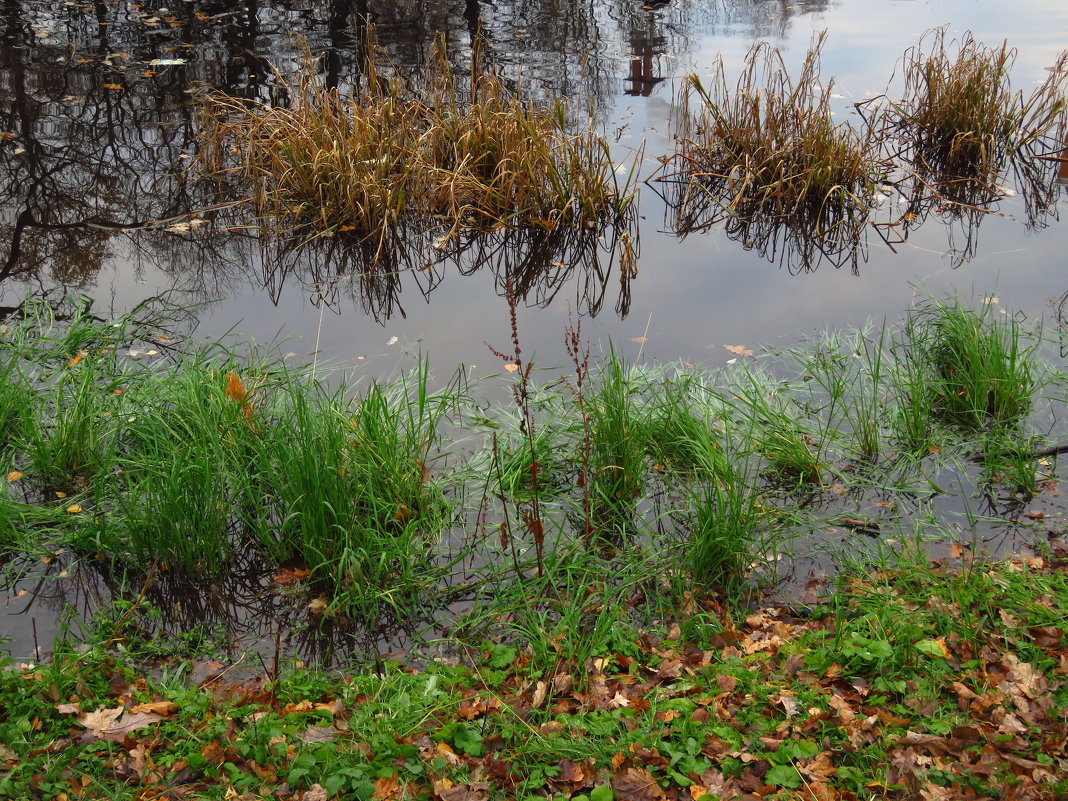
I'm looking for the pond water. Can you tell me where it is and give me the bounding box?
[2,0,1066,374]
[2,0,1067,663]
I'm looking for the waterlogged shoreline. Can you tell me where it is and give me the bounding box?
[1,293,1066,654]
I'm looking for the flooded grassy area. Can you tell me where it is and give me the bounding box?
[2,296,1067,798]
[2,0,1068,797]
[2,294,1066,654]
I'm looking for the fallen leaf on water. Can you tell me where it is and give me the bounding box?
[66,504,83,514]
[102,83,124,90]
[308,595,329,615]
[630,337,647,344]
[164,219,208,234]
[503,364,519,373]
[5,471,21,482]
[386,336,398,346]
[274,566,311,585]
[724,344,754,357]
[67,350,87,366]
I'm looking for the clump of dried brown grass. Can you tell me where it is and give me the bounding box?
[658,34,884,272]
[892,28,1068,178]
[196,35,635,256]
[669,34,883,225]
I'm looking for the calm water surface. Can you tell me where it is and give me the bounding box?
[2,0,1065,374]
[2,0,1066,660]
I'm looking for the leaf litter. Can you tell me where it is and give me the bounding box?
[3,550,1066,800]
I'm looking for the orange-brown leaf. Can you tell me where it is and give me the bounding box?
[612,767,663,801]
[225,371,246,402]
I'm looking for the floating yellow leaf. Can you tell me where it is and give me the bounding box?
[5,471,22,482]
[66,504,83,514]
[724,344,754,357]
[503,364,519,373]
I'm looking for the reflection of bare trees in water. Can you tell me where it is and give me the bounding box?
[0,0,815,298]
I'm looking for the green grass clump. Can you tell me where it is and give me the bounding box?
[197,33,635,258]
[894,28,1068,178]
[255,363,453,620]
[905,300,1036,429]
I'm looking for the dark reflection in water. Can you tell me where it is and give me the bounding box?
[1,549,443,667]
[0,0,821,301]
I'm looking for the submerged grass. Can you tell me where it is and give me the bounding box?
[660,30,1067,272]
[676,34,881,220]
[197,33,636,259]
[905,299,1036,429]
[0,293,1062,640]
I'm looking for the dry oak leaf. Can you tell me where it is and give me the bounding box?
[549,757,596,793]
[298,725,338,743]
[373,776,401,800]
[612,767,663,801]
[76,706,165,741]
[130,700,177,716]
[432,778,487,801]
[300,785,328,801]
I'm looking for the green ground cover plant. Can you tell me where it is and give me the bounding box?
[1,546,1064,800]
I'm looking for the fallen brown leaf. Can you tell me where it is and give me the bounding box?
[75,707,164,741]
[612,767,663,801]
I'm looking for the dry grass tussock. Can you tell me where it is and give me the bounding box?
[196,35,636,258]
[892,28,1068,179]
[671,33,883,225]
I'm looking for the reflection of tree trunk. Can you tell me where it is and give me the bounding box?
[324,0,358,89]
[463,0,481,45]
[1,0,38,281]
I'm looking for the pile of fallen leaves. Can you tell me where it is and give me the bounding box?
[1,547,1066,801]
